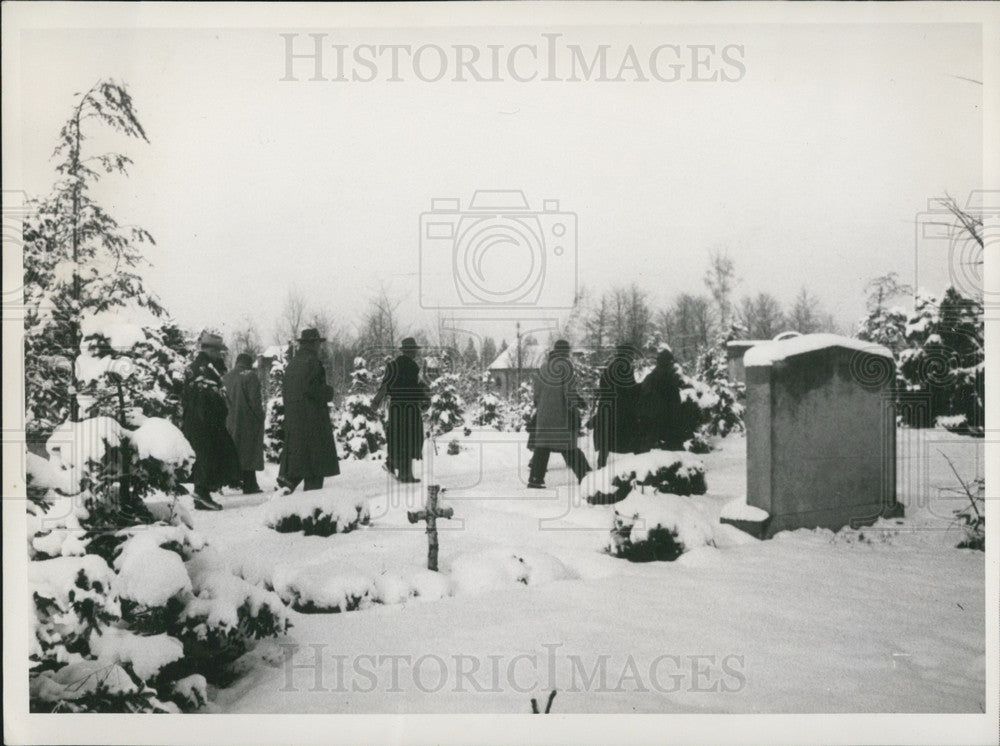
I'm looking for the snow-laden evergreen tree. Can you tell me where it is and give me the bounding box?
[427,372,466,436]
[692,343,745,438]
[23,80,190,443]
[334,356,387,459]
[897,287,983,433]
[28,417,289,713]
[512,380,536,432]
[263,345,289,463]
[471,371,510,430]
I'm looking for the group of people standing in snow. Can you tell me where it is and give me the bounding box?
[180,329,431,509]
[526,340,685,489]
[180,328,684,508]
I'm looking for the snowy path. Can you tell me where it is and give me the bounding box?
[188,429,985,714]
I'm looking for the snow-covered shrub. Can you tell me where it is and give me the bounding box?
[608,493,716,562]
[334,357,387,459]
[897,287,983,434]
[273,564,376,613]
[29,417,289,712]
[428,372,466,436]
[263,350,288,463]
[691,345,745,438]
[583,451,707,505]
[448,549,573,596]
[264,491,371,536]
[446,439,461,455]
[471,392,510,430]
[511,380,536,432]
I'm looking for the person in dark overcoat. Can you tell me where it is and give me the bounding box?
[592,343,640,469]
[527,340,591,488]
[372,337,430,483]
[637,346,686,451]
[181,331,241,510]
[222,352,265,494]
[278,328,340,492]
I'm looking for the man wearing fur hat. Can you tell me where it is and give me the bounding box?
[182,330,241,510]
[278,328,340,492]
[372,337,430,483]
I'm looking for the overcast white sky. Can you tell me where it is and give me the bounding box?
[10,19,984,347]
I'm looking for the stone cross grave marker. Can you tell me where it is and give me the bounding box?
[407,484,454,572]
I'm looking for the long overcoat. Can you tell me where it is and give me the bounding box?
[279,351,340,480]
[222,365,265,471]
[181,353,241,490]
[637,361,686,451]
[378,355,430,467]
[593,356,640,455]
[532,354,586,452]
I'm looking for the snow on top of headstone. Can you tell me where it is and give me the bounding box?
[128,417,194,466]
[743,333,892,367]
[720,499,770,522]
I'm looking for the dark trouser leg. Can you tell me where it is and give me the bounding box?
[242,470,261,493]
[528,448,551,486]
[303,476,323,491]
[562,448,592,482]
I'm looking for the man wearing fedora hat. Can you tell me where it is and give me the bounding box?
[278,328,340,493]
[182,330,241,510]
[372,337,430,483]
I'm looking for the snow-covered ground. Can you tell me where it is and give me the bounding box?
[184,428,985,714]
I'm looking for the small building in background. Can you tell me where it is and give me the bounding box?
[487,341,547,398]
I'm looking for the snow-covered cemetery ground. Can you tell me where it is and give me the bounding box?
[31,423,984,715]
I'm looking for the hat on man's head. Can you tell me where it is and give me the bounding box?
[235,352,254,367]
[553,339,571,353]
[401,337,420,353]
[199,330,227,350]
[298,328,325,344]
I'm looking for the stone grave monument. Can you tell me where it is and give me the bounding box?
[742,334,901,537]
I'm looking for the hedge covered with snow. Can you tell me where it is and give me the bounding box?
[608,493,716,562]
[264,491,371,536]
[583,450,707,505]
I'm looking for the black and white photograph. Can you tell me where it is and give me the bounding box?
[2,3,997,745]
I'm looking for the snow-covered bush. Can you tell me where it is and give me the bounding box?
[471,392,507,430]
[29,417,289,713]
[263,348,288,463]
[583,451,707,505]
[264,491,371,536]
[428,372,466,436]
[448,549,573,596]
[608,493,716,562]
[334,357,386,460]
[271,562,451,613]
[691,345,745,438]
[897,287,983,434]
[512,380,536,432]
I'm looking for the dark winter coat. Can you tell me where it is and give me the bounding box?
[532,353,586,451]
[222,364,265,472]
[637,361,686,451]
[377,355,430,466]
[181,353,241,490]
[279,351,340,480]
[593,356,640,455]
